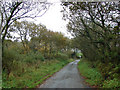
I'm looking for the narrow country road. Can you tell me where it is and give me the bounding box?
[39,60,90,88]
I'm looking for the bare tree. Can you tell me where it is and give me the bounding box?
[0,0,51,43]
[0,0,51,78]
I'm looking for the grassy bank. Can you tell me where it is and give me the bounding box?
[0,76,1,89]
[78,59,120,88]
[2,59,73,88]
[2,41,74,88]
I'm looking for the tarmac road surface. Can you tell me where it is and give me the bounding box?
[39,60,90,88]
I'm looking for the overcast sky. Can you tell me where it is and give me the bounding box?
[26,0,72,38]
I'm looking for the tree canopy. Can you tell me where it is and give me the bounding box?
[62,2,120,63]
[0,0,51,43]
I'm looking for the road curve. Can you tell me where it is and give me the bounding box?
[39,60,90,88]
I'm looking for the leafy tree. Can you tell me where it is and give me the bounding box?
[11,21,30,51]
[0,0,51,53]
[62,2,120,63]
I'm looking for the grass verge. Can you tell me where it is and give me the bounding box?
[2,59,72,88]
[77,60,103,87]
[77,59,120,88]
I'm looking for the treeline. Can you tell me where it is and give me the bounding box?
[62,2,120,88]
[2,21,73,88]
[1,1,75,88]
[3,21,71,73]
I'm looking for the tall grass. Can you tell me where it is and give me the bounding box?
[78,59,120,88]
[2,46,72,88]
[78,60,103,86]
[2,60,70,88]
[2,40,73,88]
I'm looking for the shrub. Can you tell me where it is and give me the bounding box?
[23,51,44,63]
[103,78,120,88]
[35,51,45,61]
[54,52,69,61]
[2,47,23,71]
[3,48,19,62]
